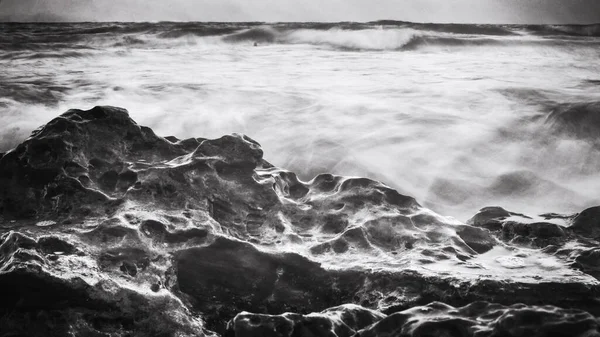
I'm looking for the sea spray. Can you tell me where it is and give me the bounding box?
[1,22,600,221]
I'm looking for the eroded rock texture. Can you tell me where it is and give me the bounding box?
[0,106,599,336]
[229,302,600,337]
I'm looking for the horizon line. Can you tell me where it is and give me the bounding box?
[1,19,600,26]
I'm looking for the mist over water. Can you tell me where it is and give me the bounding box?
[2,22,600,221]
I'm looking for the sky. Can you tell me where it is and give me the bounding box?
[0,0,599,24]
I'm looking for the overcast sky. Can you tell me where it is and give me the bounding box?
[1,0,599,24]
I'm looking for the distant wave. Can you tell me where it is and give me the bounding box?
[0,50,90,60]
[157,26,240,39]
[223,26,421,50]
[222,26,279,43]
[25,51,89,59]
[284,28,419,50]
[1,21,599,53]
[219,26,598,51]
[523,23,600,37]
[371,20,518,36]
[372,21,600,37]
[400,35,508,50]
[157,22,600,39]
[112,36,146,47]
[0,79,70,105]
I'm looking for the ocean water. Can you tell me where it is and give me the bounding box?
[1,21,600,221]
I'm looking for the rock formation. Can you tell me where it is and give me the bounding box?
[0,106,599,336]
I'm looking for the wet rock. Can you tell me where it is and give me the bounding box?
[0,231,208,337]
[140,219,209,244]
[228,301,600,337]
[120,261,137,276]
[467,206,531,231]
[177,237,600,333]
[117,169,138,190]
[573,248,600,280]
[175,237,364,333]
[228,304,385,337]
[98,170,119,191]
[570,206,600,239]
[0,106,186,219]
[503,221,566,247]
[454,224,496,253]
[356,301,600,337]
[82,217,140,244]
[99,247,150,272]
[467,207,573,248]
[1,106,600,336]
[37,236,77,255]
[322,304,386,331]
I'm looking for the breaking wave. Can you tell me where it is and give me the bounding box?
[2,22,599,53]
[1,20,600,221]
[223,26,422,50]
[219,26,599,51]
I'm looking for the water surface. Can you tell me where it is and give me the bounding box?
[2,21,600,220]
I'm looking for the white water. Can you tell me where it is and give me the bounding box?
[2,25,600,221]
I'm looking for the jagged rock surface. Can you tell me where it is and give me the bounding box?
[0,106,599,336]
[229,302,600,337]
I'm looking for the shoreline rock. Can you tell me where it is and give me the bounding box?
[1,106,599,336]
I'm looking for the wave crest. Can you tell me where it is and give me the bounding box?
[218,26,600,51]
[283,28,419,50]
[221,27,484,51]
[222,26,279,43]
[3,22,599,52]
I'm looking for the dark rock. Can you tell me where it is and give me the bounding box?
[467,206,531,231]
[1,106,599,336]
[529,222,566,238]
[228,304,385,337]
[573,248,600,280]
[454,224,496,253]
[176,237,365,333]
[82,217,140,244]
[467,206,511,229]
[177,237,600,333]
[0,106,187,219]
[140,219,209,244]
[570,206,600,239]
[120,261,137,276]
[502,221,566,247]
[37,236,77,255]
[356,301,599,337]
[117,169,138,190]
[98,170,119,191]
[99,247,150,271]
[195,134,264,167]
[0,230,207,337]
[468,207,570,248]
